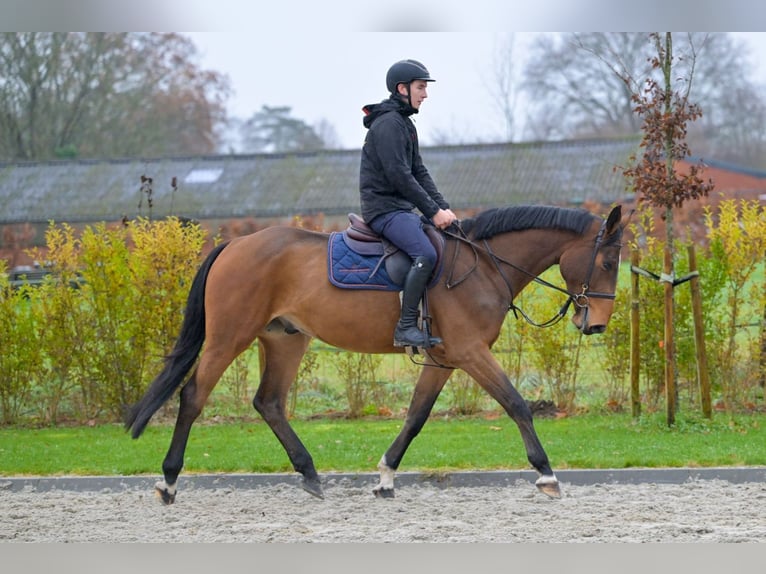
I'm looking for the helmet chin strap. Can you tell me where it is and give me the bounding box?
[396,83,416,112]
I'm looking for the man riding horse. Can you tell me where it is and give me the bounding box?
[359,59,457,348]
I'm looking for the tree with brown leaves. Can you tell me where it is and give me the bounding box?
[0,33,230,161]
[622,33,715,426]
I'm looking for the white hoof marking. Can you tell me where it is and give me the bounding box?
[374,455,395,492]
[155,480,177,496]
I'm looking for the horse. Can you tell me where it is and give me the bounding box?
[125,204,625,504]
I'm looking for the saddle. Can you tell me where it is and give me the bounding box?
[327,213,445,290]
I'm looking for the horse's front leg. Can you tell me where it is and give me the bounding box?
[462,348,561,498]
[253,334,323,498]
[373,365,453,498]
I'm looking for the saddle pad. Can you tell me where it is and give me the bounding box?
[328,232,401,291]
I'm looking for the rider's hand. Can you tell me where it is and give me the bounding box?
[432,208,457,230]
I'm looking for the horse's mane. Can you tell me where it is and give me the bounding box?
[461,205,598,240]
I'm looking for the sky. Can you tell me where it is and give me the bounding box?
[185,31,766,151]
[2,1,765,151]
[185,32,534,149]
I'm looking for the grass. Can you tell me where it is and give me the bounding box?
[1,412,764,476]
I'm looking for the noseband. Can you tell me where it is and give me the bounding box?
[445,218,616,329]
[563,219,616,332]
[570,218,616,304]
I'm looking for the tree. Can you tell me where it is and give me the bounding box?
[687,47,766,167]
[238,105,330,153]
[0,33,230,160]
[520,32,766,168]
[313,118,342,150]
[487,33,518,142]
[621,33,714,426]
[522,33,651,139]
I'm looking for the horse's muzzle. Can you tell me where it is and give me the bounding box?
[583,324,607,335]
[572,308,607,335]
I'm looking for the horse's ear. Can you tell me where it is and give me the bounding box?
[606,205,622,234]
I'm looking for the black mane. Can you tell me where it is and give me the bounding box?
[461,205,598,240]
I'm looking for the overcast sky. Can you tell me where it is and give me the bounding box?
[186,31,766,151]
[3,1,765,150]
[186,32,533,149]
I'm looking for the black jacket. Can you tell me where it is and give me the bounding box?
[359,96,450,224]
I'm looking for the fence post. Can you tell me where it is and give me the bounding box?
[687,244,712,418]
[630,249,641,418]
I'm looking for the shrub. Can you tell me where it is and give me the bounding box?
[333,351,383,418]
[0,264,42,423]
[14,218,207,423]
[704,199,766,407]
[0,202,763,425]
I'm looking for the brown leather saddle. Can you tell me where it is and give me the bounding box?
[342,213,445,286]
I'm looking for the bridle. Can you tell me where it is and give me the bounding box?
[443,218,617,332]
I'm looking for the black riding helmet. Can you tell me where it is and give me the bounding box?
[385,59,435,95]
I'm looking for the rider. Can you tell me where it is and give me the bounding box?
[359,59,457,348]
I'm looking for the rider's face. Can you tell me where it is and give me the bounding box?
[398,80,429,110]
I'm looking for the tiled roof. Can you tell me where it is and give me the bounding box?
[0,137,645,224]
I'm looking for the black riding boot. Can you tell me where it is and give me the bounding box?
[393,256,442,348]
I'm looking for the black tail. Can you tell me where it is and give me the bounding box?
[124,241,229,438]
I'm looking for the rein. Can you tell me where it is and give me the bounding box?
[442,219,615,329]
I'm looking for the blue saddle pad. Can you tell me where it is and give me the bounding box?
[327,232,401,291]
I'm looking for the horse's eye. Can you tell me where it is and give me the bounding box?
[602,261,613,272]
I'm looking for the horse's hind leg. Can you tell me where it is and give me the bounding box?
[461,348,560,498]
[252,333,323,498]
[156,342,248,504]
[373,366,453,498]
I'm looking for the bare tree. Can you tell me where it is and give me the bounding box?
[239,105,327,153]
[520,32,766,168]
[0,33,230,160]
[313,118,343,150]
[486,33,518,142]
[522,33,651,140]
[680,34,766,167]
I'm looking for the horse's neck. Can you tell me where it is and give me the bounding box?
[490,228,572,287]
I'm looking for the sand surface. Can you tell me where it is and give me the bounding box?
[2,477,764,542]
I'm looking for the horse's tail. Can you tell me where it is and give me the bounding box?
[125,241,229,439]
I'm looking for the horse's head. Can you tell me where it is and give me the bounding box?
[558,205,624,335]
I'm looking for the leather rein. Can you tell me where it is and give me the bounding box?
[441,219,616,330]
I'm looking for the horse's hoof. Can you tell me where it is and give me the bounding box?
[154,485,176,505]
[535,475,561,499]
[373,486,395,498]
[301,476,324,499]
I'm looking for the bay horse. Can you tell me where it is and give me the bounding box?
[126,204,624,504]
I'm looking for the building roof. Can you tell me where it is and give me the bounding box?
[3,136,756,225]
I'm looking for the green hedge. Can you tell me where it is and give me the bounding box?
[0,218,206,424]
[1,201,763,425]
